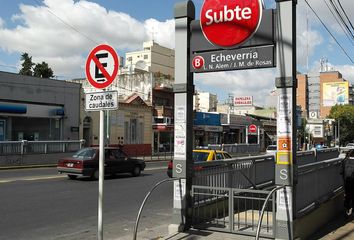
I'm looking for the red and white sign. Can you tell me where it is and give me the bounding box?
[200,0,262,48]
[192,56,205,69]
[234,96,253,106]
[85,44,119,89]
[248,124,257,134]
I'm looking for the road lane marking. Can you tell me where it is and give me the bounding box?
[0,175,66,183]
[0,166,166,183]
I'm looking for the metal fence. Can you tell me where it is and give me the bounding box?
[191,155,275,237]
[207,144,261,156]
[191,149,343,237]
[295,157,343,217]
[192,186,276,238]
[0,140,85,155]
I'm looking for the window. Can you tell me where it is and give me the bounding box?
[73,148,96,159]
[216,153,223,160]
[144,55,148,59]
[131,119,137,143]
[112,149,127,161]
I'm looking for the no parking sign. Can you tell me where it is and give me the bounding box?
[85,44,119,89]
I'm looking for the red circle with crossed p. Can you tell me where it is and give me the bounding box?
[85,44,119,89]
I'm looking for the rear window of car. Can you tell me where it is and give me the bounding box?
[267,145,277,150]
[72,148,96,159]
[347,143,354,147]
[193,152,209,162]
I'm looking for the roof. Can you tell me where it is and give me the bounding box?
[123,93,149,106]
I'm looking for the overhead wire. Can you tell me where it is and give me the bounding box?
[337,0,354,32]
[324,0,354,46]
[328,0,354,41]
[304,0,354,64]
[31,0,99,45]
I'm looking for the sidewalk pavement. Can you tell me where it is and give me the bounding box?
[115,213,354,240]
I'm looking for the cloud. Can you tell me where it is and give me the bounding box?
[144,19,175,49]
[0,0,172,78]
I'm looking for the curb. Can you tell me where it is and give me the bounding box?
[0,159,170,171]
[0,164,57,170]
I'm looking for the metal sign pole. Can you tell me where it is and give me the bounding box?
[98,109,105,240]
[170,0,195,233]
[275,0,297,239]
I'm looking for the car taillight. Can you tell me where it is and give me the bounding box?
[168,161,173,169]
[74,161,83,169]
[194,166,203,171]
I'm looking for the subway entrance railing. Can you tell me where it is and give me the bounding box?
[190,148,344,238]
[191,155,276,238]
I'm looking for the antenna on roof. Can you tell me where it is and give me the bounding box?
[149,27,158,42]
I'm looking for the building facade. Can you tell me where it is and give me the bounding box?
[75,71,174,152]
[152,86,174,153]
[80,93,152,147]
[122,41,175,78]
[194,91,218,112]
[297,70,353,119]
[0,71,81,141]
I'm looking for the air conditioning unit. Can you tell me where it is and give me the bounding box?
[165,117,172,125]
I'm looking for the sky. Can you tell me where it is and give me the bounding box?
[0,0,354,107]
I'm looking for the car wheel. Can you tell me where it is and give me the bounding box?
[91,169,99,180]
[132,166,141,177]
[68,174,77,180]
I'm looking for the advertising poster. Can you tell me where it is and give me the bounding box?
[322,82,349,107]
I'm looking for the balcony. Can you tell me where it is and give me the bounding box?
[154,105,173,117]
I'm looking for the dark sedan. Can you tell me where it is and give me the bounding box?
[57,147,146,180]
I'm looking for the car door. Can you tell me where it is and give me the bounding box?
[104,149,115,175]
[112,149,131,173]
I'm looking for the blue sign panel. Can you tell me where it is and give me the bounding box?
[194,112,220,126]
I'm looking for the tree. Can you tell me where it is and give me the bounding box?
[297,118,309,150]
[328,105,354,146]
[19,52,34,76]
[33,61,54,78]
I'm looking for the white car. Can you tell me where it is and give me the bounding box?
[266,145,277,155]
[346,143,354,149]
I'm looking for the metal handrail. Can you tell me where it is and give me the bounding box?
[133,178,178,240]
[255,185,286,240]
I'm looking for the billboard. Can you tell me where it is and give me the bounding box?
[322,82,349,107]
[234,96,253,106]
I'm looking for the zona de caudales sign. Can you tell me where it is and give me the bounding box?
[191,0,275,73]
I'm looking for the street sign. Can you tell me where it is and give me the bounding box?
[85,44,119,89]
[85,91,118,111]
[200,0,263,48]
[191,45,275,73]
[249,124,257,134]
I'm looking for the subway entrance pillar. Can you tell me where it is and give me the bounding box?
[170,1,195,233]
[275,0,297,239]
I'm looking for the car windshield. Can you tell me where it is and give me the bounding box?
[267,146,277,150]
[347,143,354,147]
[72,148,96,159]
[193,152,209,162]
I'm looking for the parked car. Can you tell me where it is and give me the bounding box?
[266,145,277,155]
[167,149,232,177]
[57,147,146,180]
[346,143,354,149]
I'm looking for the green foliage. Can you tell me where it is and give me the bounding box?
[33,62,54,78]
[328,105,354,145]
[19,53,54,78]
[19,53,34,76]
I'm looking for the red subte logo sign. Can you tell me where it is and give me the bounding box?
[200,0,262,48]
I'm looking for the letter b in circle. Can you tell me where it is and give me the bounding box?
[192,56,205,70]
